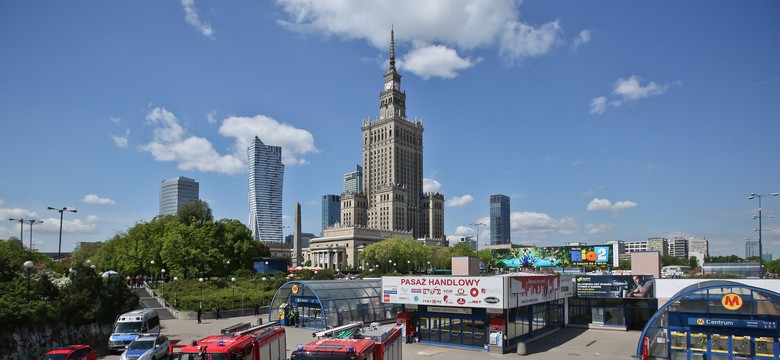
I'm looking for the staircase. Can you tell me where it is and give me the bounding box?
[133,286,176,320]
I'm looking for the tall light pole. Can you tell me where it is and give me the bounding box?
[26,220,43,250]
[471,222,487,249]
[173,276,178,307]
[231,277,236,309]
[749,192,778,279]
[24,260,34,302]
[47,207,77,261]
[199,277,204,309]
[160,269,166,297]
[8,218,25,245]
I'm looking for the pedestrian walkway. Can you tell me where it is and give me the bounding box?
[133,287,175,320]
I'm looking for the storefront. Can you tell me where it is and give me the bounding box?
[382,274,573,354]
[570,274,658,330]
[637,280,780,359]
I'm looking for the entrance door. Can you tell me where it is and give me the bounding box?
[669,330,779,360]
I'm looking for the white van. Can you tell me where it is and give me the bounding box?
[108,309,161,353]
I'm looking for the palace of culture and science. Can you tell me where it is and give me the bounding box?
[299,30,445,270]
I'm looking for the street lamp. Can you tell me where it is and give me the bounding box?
[471,222,487,249]
[173,276,178,307]
[8,218,25,246]
[47,207,77,261]
[24,260,34,302]
[25,220,43,250]
[749,192,778,279]
[161,269,166,296]
[231,277,236,309]
[199,277,204,309]
[150,260,155,281]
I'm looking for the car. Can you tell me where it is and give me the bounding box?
[119,333,170,360]
[38,345,97,360]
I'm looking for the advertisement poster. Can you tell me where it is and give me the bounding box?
[381,276,506,309]
[508,274,574,307]
[491,245,616,269]
[575,275,656,299]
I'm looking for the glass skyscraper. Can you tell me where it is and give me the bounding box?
[343,165,363,193]
[248,136,284,242]
[159,176,199,216]
[322,194,341,236]
[490,194,510,245]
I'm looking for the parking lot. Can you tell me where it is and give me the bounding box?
[99,314,641,360]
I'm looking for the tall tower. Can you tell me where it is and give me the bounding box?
[343,165,363,193]
[490,194,510,245]
[248,136,284,242]
[361,28,425,237]
[321,194,341,235]
[159,176,199,216]
[293,202,302,266]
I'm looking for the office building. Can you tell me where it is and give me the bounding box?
[687,236,708,266]
[490,194,511,245]
[745,240,759,258]
[343,165,363,193]
[248,136,284,242]
[670,236,688,259]
[159,176,199,216]
[626,241,648,253]
[321,194,341,236]
[647,237,669,256]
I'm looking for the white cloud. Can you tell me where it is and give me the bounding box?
[275,0,575,77]
[181,0,214,39]
[140,107,245,174]
[82,194,116,205]
[423,178,442,193]
[587,198,638,212]
[446,194,473,207]
[219,115,319,166]
[590,75,674,114]
[111,129,130,148]
[110,116,121,125]
[207,110,218,124]
[454,225,475,236]
[589,96,607,114]
[586,223,614,234]
[510,211,578,237]
[572,29,592,49]
[399,43,479,79]
[0,203,37,220]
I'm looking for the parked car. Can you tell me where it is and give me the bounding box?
[119,333,170,360]
[38,345,97,360]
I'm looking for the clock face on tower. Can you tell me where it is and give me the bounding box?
[393,81,399,90]
[385,82,392,90]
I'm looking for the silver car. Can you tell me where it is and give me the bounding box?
[119,334,170,360]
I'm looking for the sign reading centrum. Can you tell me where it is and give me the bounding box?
[381,276,506,309]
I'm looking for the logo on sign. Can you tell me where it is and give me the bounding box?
[697,318,704,325]
[470,288,479,297]
[292,285,299,294]
[457,298,466,305]
[722,293,743,310]
[484,297,500,304]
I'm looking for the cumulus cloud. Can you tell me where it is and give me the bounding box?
[111,129,130,148]
[511,211,578,237]
[181,0,214,38]
[590,75,675,115]
[37,216,98,235]
[572,29,592,49]
[82,194,116,205]
[446,194,473,207]
[586,198,638,213]
[0,203,37,221]
[275,0,580,78]
[423,178,442,193]
[586,223,614,234]
[219,115,319,165]
[207,110,218,124]
[110,116,121,125]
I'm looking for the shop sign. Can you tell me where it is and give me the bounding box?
[721,293,743,310]
[508,274,572,307]
[575,275,655,299]
[381,276,506,309]
[428,306,473,315]
[688,317,778,329]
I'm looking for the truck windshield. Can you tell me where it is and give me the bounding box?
[114,322,143,333]
[171,352,229,360]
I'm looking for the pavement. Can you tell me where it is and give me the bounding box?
[100,314,641,360]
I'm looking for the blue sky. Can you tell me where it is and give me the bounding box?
[1,1,779,258]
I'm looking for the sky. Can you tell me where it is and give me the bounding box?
[1,1,779,259]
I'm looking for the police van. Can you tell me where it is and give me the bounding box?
[108,309,161,353]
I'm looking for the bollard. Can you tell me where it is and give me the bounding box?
[517,342,527,355]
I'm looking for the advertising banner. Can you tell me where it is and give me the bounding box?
[491,245,616,269]
[507,274,565,307]
[575,274,656,299]
[381,276,506,309]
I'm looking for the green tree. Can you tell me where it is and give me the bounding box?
[177,200,213,226]
[451,242,476,257]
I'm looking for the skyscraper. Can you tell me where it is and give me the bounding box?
[321,194,341,236]
[343,165,363,193]
[248,136,284,242]
[746,239,759,258]
[159,176,199,216]
[490,194,510,245]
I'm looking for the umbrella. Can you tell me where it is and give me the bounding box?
[102,270,119,278]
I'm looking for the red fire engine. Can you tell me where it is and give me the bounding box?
[290,322,402,360]
[169,321,286,360]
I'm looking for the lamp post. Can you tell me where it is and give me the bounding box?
[231,277,236,309]
[25,220,42,250]
[173,276,178,307]
[161,269,166,296]
[47,207,77,261]
[8,218,25,245]
[749,192,778,279]
[471,222,487,249]
[24,260,34,302]
[199,277,204,309]
[150,260,155,282]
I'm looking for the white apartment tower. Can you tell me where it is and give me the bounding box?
[159,176,199,216]
[248,136,284,242]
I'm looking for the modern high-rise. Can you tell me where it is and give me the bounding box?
[746,239,759,258]
[647,237,669,256]
[159,176,199,216]
[490,194,510,245]
[321,194,341,236]
[670,236,689,259]
[343,165,363,193]
[687,236,709,265]
[248,136,284,242]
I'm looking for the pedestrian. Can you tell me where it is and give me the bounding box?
[216,305,221,320]
[197,307,202,324]
[254,303,260,316]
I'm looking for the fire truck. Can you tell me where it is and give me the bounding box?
[290,322,402,360]
[169,321,286,360]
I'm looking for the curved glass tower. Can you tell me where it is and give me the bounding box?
[248,136,284,242]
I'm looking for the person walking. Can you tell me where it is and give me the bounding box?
[216,304,221,320]
[197,307,202,324]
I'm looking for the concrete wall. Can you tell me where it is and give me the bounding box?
[0,322,112,360]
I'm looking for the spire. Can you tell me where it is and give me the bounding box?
[389,25,395,69]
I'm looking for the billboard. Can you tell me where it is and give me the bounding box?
[575,274,656,299]
[381,276,506,309]
[508,274,574,307]
[491,245,616,269]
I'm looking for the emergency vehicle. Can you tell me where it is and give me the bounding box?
[169,321,286,360]
[290,322,402,360]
